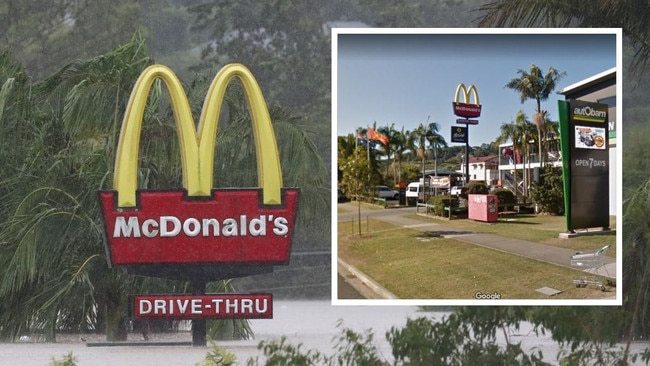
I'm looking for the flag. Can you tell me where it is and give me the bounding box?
[356,134,367,146]
[356,134,377,149]
[367,127,389,145]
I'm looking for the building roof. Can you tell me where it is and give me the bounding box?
[469,155,498,164]
[423,169,463,177]
[557,67,616,96]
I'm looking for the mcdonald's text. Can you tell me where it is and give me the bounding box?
[452,102,482,118]
[100,189,298,265]
[134,294,273,319]
[113,214,289,239]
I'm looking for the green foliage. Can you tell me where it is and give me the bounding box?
[244,314,551,366]
[465,180,489,195]
[622,179,650,342]
[492,188,516,208]
[338,147,379,200]
[246,336,332,365]
[623,122,650,190]
[240,307,650,365]
[400,163,422,184]
[388,314,549,366]
[245,323,388,366]
[197,341,238,366]
[428,195,459,216]
[333,324,387,366]
[529,167,564,215]
[49,352,78,366]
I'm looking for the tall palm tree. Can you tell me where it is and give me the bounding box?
[505,64,565,166]
[392,127,410,184]
[378,124,401,186]
[409,121,445,194]
[427,129,449,179]
[495,111,536,201]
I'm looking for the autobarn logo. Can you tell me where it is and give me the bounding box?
[573,105,607,122]
[113,214,289,238]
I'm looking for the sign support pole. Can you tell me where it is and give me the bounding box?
[465,127,470,185]
[191,280,207,346]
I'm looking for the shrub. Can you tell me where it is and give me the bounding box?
[464,180,489,197]
[491,188,516,210]
[49,352,77,366]
[428,195,460,216]
[530,167,565,215]
[197,341,238,366]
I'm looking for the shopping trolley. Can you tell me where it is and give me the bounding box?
[570,245,611,291]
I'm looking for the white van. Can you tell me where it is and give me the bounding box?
[406,182,423,205]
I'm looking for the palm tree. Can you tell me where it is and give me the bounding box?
[427,129,448,180]
[495,111,536,201]
[505,64,565,166]
[378,124,403,186]
[477,0,650,75]
[622,179,650,351]
[410,121,445,195]
[392,127,410,184]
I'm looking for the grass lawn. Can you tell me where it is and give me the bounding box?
[405,213,617,259]
[338,219,614,300]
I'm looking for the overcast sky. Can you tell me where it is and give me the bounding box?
[333,28,619,146]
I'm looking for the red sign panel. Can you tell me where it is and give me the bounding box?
[134,293,273,319]
[453,102,482,118]
[100,189,298,265]
[467,194,499,223]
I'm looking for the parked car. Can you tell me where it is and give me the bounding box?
[406,182,423,204]
[450,186,463,196]
[375,185,399,200]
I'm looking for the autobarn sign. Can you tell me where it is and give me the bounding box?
[558,99,610,231]
[134,294,273,320]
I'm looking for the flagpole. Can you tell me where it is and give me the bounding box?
[354,131,361,235]
[366,126,370,172]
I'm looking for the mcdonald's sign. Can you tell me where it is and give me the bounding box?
[99,64,299,269]
[452,83,481,118]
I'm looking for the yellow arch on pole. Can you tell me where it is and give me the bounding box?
[113,64,282,207]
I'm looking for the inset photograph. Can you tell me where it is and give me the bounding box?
[333,28,621,305]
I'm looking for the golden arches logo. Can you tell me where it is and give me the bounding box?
[452,83,482,118]
[114,63,282,208]
[454,83,480,106]
[100,63,299,269]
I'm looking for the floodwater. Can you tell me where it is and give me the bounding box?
[0,301,422,366]
[1,301,648,365]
